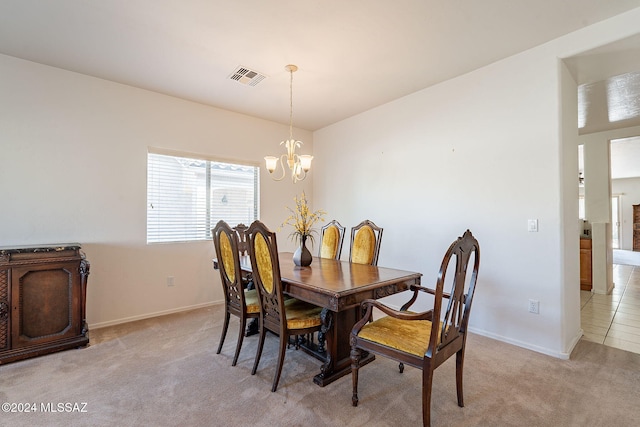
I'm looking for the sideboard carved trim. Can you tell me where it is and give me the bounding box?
[0,269,8,350]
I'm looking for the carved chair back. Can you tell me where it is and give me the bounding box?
[349,220,383,266]
[247,220,287,334]
[319,220,346,259]
[213,220,245,316]
[427,229,480,358]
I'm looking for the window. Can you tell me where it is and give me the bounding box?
[147,150,259,243]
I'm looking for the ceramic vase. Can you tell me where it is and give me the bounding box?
[293,235,313,267]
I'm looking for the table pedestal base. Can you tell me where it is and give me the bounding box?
[313,353,375,386]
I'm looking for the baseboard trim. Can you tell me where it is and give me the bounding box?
[89,300,224,330]
[563,328,584,358]
[468,326,582,360]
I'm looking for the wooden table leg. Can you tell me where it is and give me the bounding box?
[313,307,374,386]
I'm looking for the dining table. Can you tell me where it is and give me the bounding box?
[231,252,423,387]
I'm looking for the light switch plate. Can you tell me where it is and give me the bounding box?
[528,219,538,232]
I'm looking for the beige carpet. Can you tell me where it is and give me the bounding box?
[2,305,640,427]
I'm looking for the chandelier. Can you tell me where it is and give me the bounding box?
[264,64,313,183]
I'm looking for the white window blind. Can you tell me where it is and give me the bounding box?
[147,151,259,244]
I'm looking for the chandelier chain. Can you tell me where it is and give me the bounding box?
[289,67,294,141]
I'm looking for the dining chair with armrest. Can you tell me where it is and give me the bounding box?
[247,220,324,392]
[212,220,261,366]
[349,220,383,266]
[319,220,346,260]
[350,230,480,427]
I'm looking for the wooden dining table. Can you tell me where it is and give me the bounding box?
[233,252,422,386]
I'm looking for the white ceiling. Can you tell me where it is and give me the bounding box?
[2,1,640,178]
[2,0,640,132]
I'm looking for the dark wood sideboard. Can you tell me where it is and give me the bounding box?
[0,244,90,364]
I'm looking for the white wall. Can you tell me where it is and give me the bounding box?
[582,136,614,294]
[560,60,582,354]
[0,53,313,328]
[313,8,640,358]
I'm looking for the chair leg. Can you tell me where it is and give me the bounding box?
[271,334,288,392]
[251,322,266,375]
[217,312,230,354]
[456,349,465,407]
[422,367,434,427]
[232,316,247,366]
[350,347,361,407]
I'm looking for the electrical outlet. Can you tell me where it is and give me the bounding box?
[528,299,539,314]
[167,276,175,287]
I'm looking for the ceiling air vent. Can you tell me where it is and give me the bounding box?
[228,66,267,87]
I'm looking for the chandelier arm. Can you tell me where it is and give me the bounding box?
[293,170,307,183]
[291,154,307,183]
[292,170,306,183]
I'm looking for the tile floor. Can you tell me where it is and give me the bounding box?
[580,263,640,354]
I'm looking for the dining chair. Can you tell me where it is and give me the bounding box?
[233,223,250,257]
[319,219,346,259]
[232,223,254,289]
[247,220,324,392]
[349,220,383,266]
[233,222,260,337]
[212,220,261,366]
[350,230,480,427]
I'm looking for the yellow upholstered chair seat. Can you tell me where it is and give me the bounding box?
[320,225,340,259]
[244,289,261,314]
[284,298,323,329]
[357,315,441,357]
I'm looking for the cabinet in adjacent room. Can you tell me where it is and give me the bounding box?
[580,238,592,291]
[0,244,90,364]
